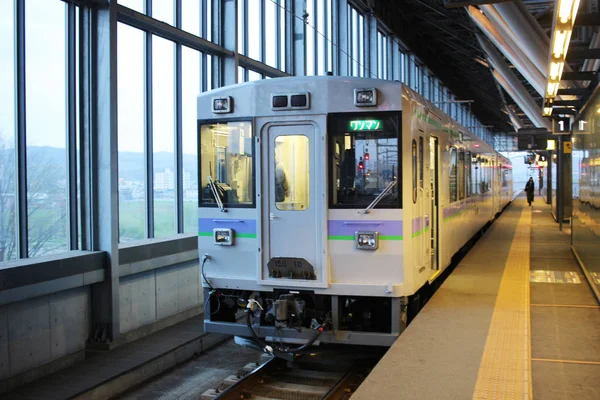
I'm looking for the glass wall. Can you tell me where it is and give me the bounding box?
[572,93,600,295]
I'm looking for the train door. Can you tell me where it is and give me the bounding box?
[415,133,431,272]
[429,136,439,273]
[263,124,319,280]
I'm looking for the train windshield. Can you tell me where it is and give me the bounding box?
[199,121,254,207]
[328,113,401,208]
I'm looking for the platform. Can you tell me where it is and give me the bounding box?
[352,196,600,400]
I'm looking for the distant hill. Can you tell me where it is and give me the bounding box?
[0,146,198,184]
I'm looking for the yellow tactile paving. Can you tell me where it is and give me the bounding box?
[472,205,532,400]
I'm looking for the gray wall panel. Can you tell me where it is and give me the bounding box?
[156,265,180,320]
[177,261,200,313]
[0,307,8,380]
[7,297,52,376]
[49,287,90,358]
[129,270,156,330]
[119,276,133,334]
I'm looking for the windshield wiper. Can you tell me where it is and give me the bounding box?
[360,180,397,214]
[207,176,227,212]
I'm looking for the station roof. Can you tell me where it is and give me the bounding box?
[371,0,599,139]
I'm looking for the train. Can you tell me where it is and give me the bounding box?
[196,76,513,356]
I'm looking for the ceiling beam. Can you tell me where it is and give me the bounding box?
[443,0,512,9]
[566,47,600,60]
[561,71,597,80]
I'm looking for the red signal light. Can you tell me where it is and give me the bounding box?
[364,152,370,160]
[358,161,364,170]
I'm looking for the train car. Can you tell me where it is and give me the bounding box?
[196,76,512,354]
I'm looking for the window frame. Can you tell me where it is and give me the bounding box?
[412,139,417,204]
[197,117,257,209]
[449,147,457,202]
[327,111,402,209]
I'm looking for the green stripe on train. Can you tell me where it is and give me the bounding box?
[198,232,257,238]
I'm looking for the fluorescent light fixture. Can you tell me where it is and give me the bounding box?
[543,107,553,116]
[546,82,559,98]
[552,30,569,58]
[549,61,565,80]
[547,140,556,150]
[559,0,574,23]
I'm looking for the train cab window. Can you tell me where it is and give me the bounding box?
[328,113,401,208]
[199,121,254,206]
[458,149,465,200]
[449,148,457,202]
[274,135,310,211]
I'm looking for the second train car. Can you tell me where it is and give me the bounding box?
[197,76,512,353]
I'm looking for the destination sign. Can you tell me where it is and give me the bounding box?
[348,119,383,131]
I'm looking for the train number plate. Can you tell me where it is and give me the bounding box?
[267,257,316,280]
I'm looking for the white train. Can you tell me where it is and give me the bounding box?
[197,76,512,353]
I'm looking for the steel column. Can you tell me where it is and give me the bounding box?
[212,0,222,88]
[335,0,349,76]
[221,0,238,86]
[92,0,120,343]
[144,0,154,239]
[292,0,305,76]
[367,14,377,78]
[15,0,28,258]
[67,4,79,250]
[175,0,183,233]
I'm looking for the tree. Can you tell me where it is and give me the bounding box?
[0,135,68,263]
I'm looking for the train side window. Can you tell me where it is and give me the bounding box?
[274,135,310,211]
[419,136,424,188]
[199,121,254,207]
[466,151,471,197]
[458,149,465,200]
[412,139,417,204]
[449,147,457,202]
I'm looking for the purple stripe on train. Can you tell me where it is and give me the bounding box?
[328,220,403,236]
[198,218,257,234]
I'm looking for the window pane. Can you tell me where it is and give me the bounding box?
[351,8,358,77]
[306,0,315,75]
[248,0,260,60]
[275,135,309,211]
[412,140,417,203]
[458,149,465,200]
[200,121,254,206]
[248,70,262,81]
[182,47,201,234]
[182,0,200,36]
[329,114,400,208]
[419,136,424,188]
[118,23,145,242]
[152,0,174,25]
[449,148,457,202]
[317,0,326,75]
[0,0,16,262]
[153,36,175,238]
[466,152,472,197]
[119,0,144,13]
[26,0,68,257]
[266,0,276,68]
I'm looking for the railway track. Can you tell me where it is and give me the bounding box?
[202,349,379,400]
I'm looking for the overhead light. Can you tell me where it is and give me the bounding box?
[552,30,569,58]
[549,61,565,80]
[558,0,580,24]
[547,140,556,150]
[543,106,553,116]
[546,82,559,98]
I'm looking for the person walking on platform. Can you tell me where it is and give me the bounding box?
[525,177,535,206]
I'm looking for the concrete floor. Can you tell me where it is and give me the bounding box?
[529,202,600,400]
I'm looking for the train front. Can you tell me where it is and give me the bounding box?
[196,77,407,357]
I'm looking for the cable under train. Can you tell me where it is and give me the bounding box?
[196,76,513,358]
